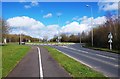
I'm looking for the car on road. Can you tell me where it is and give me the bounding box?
[21,42,25,45]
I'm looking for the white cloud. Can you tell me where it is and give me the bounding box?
[24,5,31,9]
[72,16,79,21]
[80,16,107,26]
[7,16,58,39]
[42,25,59,39]
[93,16,107,25]
[98,0,119,2]
[7,16,45,29]
[72,16,88,21]
[24,0,39,9]
[79,16,88,21]
[43,13,52,18]
[19,0,26,2]
[62,16,107,34]
[98,2,118,11]
[65,21,70,24]
[31,1,39,6]
[7,16,107,39]
[61,22,89,34]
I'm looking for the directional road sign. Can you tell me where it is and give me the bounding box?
[108,39,112,43]
[108,32,113,39]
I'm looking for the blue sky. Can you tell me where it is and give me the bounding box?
[2,2,118,39]
[3,2,106,26]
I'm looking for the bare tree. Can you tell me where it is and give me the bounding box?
[0,18,10,43]
[1,19,10,38]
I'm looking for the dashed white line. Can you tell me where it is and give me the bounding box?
[63,46,117,61]
[60,46,118,68]
[37,47,43,79]
[95,54,116,60]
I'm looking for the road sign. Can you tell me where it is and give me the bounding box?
[108,33,113,39]
[108,39,112,43]
[58,36,62,39]
[108,32,113,50]
[28,40,31,43]
[4,38,7,44]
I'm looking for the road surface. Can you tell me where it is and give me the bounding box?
[50,43,119,77]
[6,46,71,78]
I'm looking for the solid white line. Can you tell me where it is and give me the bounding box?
[56,49,93,69]
[63,46,117,61]
[37,47,43,79]
[61,46,118,67]
[56,49,112,77]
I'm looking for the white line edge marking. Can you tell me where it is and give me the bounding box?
[56,49,93,69]
[63,46,117,60]
[56,49,110,77]
[37,47,43,78]
[61,46,119,67]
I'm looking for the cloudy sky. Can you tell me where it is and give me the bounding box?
[2,0,118,39]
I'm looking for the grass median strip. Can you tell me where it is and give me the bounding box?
[44,46,106,78]
[2,44,31,77]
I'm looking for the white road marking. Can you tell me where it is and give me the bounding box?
[37,47,43,79]
[56,49,93,69]
[95,54,116,60]
[63,46,117,61]
[60,46,119,68]
[56,49,111,77]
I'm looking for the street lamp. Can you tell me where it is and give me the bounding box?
[57,15,60,43]
[19,26,22,45]
[86,5,94,46]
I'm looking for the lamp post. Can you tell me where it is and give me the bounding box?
[86,5,94,46]
[57,15,60,43]
[19,27,22,45]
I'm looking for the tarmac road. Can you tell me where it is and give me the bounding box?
[51,44,119,77]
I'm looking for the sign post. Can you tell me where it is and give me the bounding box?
[108,32,113,50]
[4,38,7,44]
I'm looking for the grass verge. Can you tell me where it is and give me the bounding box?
[44,46,106,78]
[2,43,31,77]
[0,46,2,79]
[84,46,119,54]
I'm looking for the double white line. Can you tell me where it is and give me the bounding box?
[37,47,43,79]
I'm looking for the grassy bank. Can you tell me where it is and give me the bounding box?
[84,45,119,54]
[0,46,2,79]
[2,44,31,77]
[44,46,106,78]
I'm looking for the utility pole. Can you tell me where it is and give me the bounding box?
[57,15,60,43]
[19,27,22,45]
[86,5,94,46]
[79,33,81,44]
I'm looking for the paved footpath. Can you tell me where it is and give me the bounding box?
[39,46,70,77]
[6,46,71,78]
[7,46,39,77]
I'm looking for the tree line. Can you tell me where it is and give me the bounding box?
[50,15,120,50]
[1,14,119,50]
[5,34,40,43]
[0,19,40,43]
